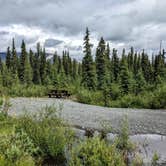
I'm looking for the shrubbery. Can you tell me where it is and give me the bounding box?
[0,103,163,165]
[16,106,74,164]
[0,106,74,165]
[76,89,104,106]
[69,137,125,166]
[3,85,48,97]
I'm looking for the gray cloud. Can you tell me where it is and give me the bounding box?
[0,31,9,35]
[0,0,165,55]
[44,39,64,47]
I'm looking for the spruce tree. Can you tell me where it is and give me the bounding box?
[11,38,18,74]
[72,59,77,79]
[6,47,11,69]
[120,58,131,94]
[29,49,34,69]
[135,70,146,95]
[111,48,119,82]
[33,43,41,84]
[95,37,107,90]
[141,50,151,82]
[81,28,95,90]
[127,47,134,71]
[19,40,27,83]
[24,54,32,85]
[133,52,137,75]
[154,52,165,82]
[40,48,47,84]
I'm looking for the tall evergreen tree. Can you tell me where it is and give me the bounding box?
[133,52,138,76]
[6,47,11,69]
[33,43,41,84]
[40,48,47,84]
[19,40,27,83]
[111,48,119,82]
[29,49,34,69]
[120,58,131,94]
[81,28,95,90]
[141,50,151,82]
[135,69,146,95]
[11,38,18,74]
[72,59,77,79]
[95,37,107,90]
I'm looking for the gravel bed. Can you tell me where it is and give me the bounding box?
[8,97,166,135]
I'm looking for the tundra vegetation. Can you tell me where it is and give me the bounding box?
[0,28,165,108]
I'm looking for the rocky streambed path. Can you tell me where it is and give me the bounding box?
[8,97,166,135]
[8,97,166,165]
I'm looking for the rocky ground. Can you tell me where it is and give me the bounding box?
[7,97,166,165]
[8,97,166,135]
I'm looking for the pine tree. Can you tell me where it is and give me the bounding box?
[141,50,152,82]
[127,47,134,71]
[11,38,18,74]
[24,54,32,85]
[135,70,146,95]
[133,52,138,76]
[2,65,13,87]
[6,47,11,69]
[29,49,34,68]
[40,48,47,84]
[67,52,73,77]
[120,58,131,94]
[105,43,110,61]
[154,52,165,82]
[19,40,27,83]
[45,60,52,85]
[95,37,107,90]
[72,59,78,79]
[57,56,62,74]
[111,48,119,82]
[81,28,95,90]
[53,51,59,67]
[78,63,82,76]
[33,43,41,84]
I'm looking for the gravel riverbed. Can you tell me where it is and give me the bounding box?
[8,97,166,165]
[8,97,166,135]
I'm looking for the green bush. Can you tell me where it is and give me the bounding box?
[0,84,49,97]
[16,106,74,164]
[0,154,35,166]
[76,89,104,105]
[116,116,135,152]
[110,94,146,108]
[69,137,125,166]
[0,129,36,166]
[148,85,166,109]
[110,83,121,100]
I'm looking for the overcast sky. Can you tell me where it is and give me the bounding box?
[0,0,166,58]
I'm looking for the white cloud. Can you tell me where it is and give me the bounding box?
[0,0,165,58]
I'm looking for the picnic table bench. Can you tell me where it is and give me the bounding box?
[48,90,71,98]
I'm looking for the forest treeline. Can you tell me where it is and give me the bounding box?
[0,28,165,108]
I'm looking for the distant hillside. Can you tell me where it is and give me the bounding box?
[0,52,54,61]
[0,52,7,61]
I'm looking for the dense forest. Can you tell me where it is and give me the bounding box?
[0,28,165,109]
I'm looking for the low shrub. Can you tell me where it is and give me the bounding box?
[110,94,147,108]
[148,85,166,109]
[16,106,74,164]
[0,129,36,166]
[76,89,104,105]
[0,85,49,97]
[69,137,125,166]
